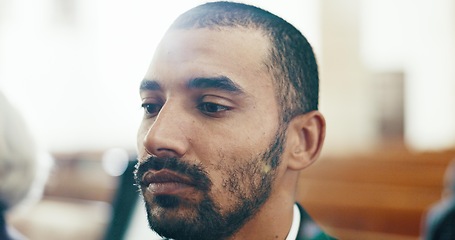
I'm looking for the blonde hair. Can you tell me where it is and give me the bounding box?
[0,91,48,211]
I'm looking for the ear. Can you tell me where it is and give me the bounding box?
[285,111,326,171]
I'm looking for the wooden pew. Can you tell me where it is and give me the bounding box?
[297,148,455,240]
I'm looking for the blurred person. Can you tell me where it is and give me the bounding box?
[0,91,51,240]
[134,2,334,240]
[422,159,455,240]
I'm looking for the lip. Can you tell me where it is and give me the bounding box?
[142,169,196,195]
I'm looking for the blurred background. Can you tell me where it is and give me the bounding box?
[1,0,454,239]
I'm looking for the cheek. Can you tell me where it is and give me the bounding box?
[204,151,261,194]
[204,154,274,217]
[205,167,241,213]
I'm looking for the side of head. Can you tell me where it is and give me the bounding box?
[0,91,38,211]
[0,91,52,214]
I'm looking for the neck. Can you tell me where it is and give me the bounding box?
[227,171,298,240]
[231,199,294,240]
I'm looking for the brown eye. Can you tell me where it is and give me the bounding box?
[197,102,229,114]
[141,103,162,117]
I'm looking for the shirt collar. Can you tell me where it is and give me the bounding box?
[285,204,301,240]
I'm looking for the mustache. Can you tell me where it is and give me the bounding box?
[134,156,212,192]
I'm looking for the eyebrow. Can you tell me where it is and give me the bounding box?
[139,79,161,91]
[140,76,244,93]
[187,76,243,93]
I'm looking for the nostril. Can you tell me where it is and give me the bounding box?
[154,148,181,159]
[144,147,154,156]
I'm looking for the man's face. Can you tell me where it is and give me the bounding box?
[135,28,286,239]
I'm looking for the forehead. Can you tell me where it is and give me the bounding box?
[144,28,273,92]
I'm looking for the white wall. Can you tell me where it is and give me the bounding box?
[358,0,455,151]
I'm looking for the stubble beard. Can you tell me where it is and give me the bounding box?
[134,126,286,240]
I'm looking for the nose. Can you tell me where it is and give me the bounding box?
[142,102,190,158]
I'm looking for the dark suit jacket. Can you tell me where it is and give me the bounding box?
[0,212,10,240]
[424,197,455,240]
[296,203,335,240]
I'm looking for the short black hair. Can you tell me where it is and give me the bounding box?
[169,1,319,123]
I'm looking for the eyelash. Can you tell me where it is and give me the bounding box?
[141,101,231,118]
[141,103,162,118]
[196,102,231,116]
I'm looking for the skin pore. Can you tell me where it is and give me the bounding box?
[135,27,325,240]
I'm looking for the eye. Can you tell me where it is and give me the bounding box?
[141,103,162,117]
[197,102,230,115]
